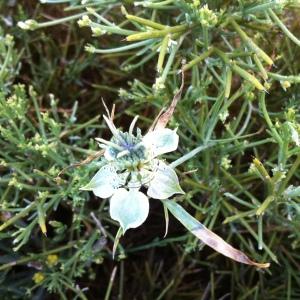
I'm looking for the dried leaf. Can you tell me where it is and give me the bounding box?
[154,67,185,130]
[56,150,104,178]
[164,200,270,268]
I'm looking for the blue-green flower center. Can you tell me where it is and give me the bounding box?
[107,130,148,170]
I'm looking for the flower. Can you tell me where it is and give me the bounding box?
[17,19,38,31]
[33,272,45,284]
[46,254,58,267]
[81,115,184,233]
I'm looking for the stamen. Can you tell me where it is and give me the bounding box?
[117,150,130,158]
[129,115,139,135]
[101,98,111,118]
[133,142,144,150]
[103,115,122,141]
[97,143,107,149]
[95,137,123,151]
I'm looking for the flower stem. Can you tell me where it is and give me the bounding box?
[126,14,165,30]
[170,142,215,169]
[0,202,36,232]
[268,8,300,47]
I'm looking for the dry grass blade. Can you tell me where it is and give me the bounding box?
[56,150,104,178]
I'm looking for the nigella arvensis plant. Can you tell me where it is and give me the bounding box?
[81,114,184,232]
[80,80,269,268]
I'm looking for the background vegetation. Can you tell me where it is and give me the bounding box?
[1,1,300,299]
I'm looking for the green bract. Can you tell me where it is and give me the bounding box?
[81,115,184,233]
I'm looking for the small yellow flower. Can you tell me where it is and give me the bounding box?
[198,5,218,27]
[221,155,232,170]
[281,80,291,90]
[77,15,91,27]
[46,254,58,267]
[33,272,45,284]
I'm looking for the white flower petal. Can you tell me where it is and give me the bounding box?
[93,184,115,198]
[80,165,125,198]
[147,161,184,200]
[143,128,179,158]
[110,188,149,233]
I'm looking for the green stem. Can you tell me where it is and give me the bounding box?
[183,47,213,71]
[59,115,100,138]
[258,92,282,144]
[0,42,12,81]
[258,215,263,250]
[30,88,47,141]
[160,39,180,83]
[256,195,274,216]
[90,22,136,36]
[36,11,97,29]
[224,67,232,98]
[202,25,209,49]
[61,278,88,300]
[0,202,36,232]
[268,8,300,47]
[230,19,273,65]
[170,142,215,168]
[268,72,300,83]
[278,154,300,194]
[157,34,170,73]
[126,14,165,30]
[0,242,76,271]
[104,266,117,300]
[231,63,265,91]
[139,0,175,8]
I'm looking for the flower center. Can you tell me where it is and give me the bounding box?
[108,130,148,170]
